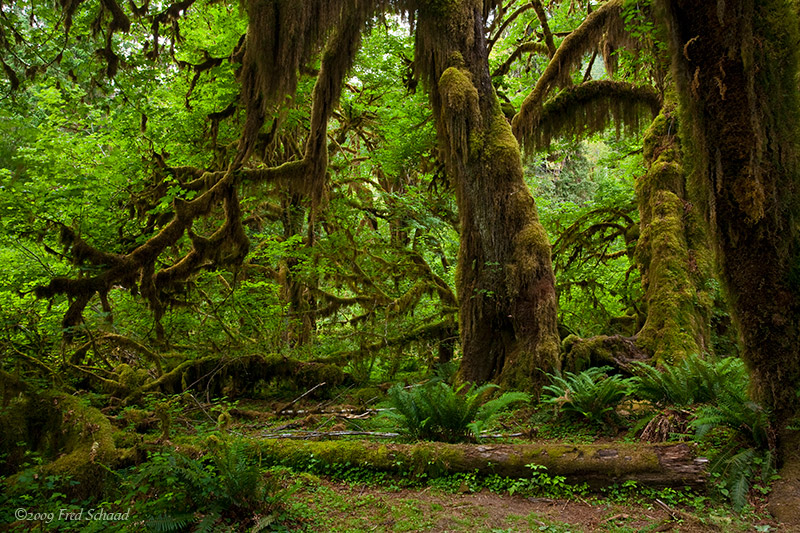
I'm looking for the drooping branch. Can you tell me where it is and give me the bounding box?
[511,0,628,147]
[34,2,379,339]
[527,80,661,150]
[491,41,550,78]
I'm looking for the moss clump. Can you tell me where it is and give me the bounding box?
[562,334,647,372]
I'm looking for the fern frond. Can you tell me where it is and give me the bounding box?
[147,512,195,532]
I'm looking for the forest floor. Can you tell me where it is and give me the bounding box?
[219,399,783,532]
[285,476,780,532]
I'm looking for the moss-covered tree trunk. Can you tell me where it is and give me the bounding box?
[660,0,800,426]
[634,98,714,364]
[415,0,561,389]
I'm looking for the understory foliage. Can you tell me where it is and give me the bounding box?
[384,381,530,442]
[0,0,795,524]
[631,354,774,510]
[631,354,747,407]
[540,366,634,426]
[129,438,290,531]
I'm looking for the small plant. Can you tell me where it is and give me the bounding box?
[384,381,530,442]
[128,437,295,531]
[541,366,634,426]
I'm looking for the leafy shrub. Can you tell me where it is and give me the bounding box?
[631,354,747,407]
[631,355,774,510]
[541,366,634,426]
[384,382,530,442]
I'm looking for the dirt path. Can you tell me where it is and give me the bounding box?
[769,430,800,531]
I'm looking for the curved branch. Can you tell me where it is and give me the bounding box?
[492,41,550,78]
[531,0,556,57]
[523,80,661,151]
[487,2,534,54]
[511,0,626,146]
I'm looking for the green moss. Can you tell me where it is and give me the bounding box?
[635,101,713,364]
[438,65,478,116]
[255,439,687,488]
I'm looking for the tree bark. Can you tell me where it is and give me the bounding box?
[257,438,708,489]
[660,0,800,426]
[634,97,714,363]
[415,0,561,390]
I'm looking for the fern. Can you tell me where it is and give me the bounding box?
[146,512,194,532]
[631,354,747,407]
[385,382,530,442]
[541,366,634,426]
[688,372,774,511]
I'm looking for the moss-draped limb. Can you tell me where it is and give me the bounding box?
[415,0,561,391]
[256,438,707,489]
[35,3,374,340]
[634,100,713,363]
[511,0,629,147]
[70,333,164,375]
[526,80,661,151]
[660,0,800,425]
[491,41,551,78]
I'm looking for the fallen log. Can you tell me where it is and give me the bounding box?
[256,439,708,489]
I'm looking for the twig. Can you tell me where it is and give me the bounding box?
[655,499,680,521]
[277,382,327,415]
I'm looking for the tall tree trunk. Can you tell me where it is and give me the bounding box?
[415,0,561,390]
[660,0,800,426]
[635,97,714,363]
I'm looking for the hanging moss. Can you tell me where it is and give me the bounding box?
[416,0,561,391]
[531,81,661,151]
[512,0,633,148]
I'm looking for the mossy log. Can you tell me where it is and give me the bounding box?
[1,392,139,499]
[143,354,348,399]
[256,439,708,489]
